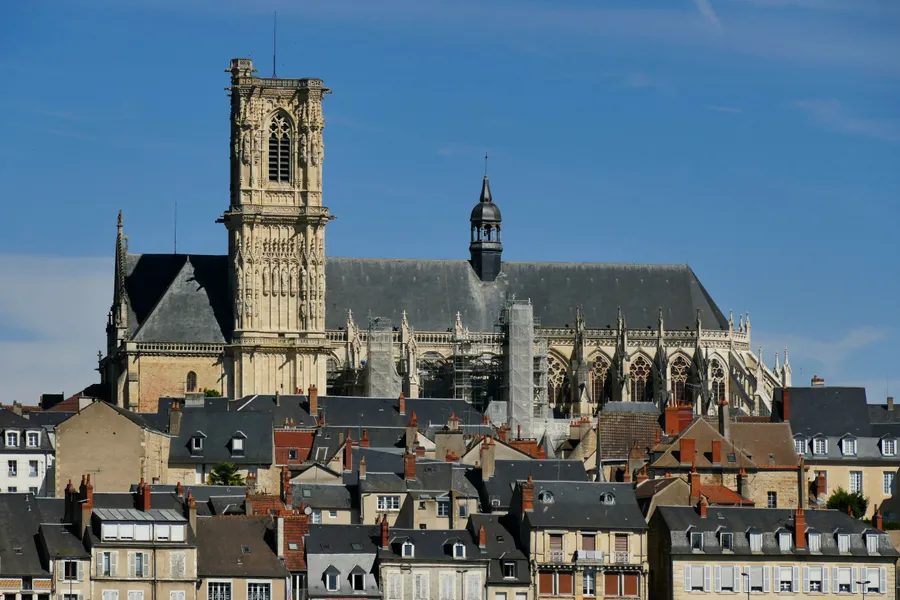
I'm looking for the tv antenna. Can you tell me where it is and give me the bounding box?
[272,12,278,78]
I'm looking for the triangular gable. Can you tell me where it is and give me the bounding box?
[650,419,756,470]
[291,463,342,484]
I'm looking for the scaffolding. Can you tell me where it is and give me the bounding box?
[533,339,549,421]
[452,336,501,411]
[365,317,401,398]
[500,300,536,439]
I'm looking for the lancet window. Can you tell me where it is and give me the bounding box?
[710,358,727,404]
[186,371,197,393]
[670,356,692,405]
[548,355,568,406]
[591,354,611,404]
[268,114,291,182]
[629,355,651,402]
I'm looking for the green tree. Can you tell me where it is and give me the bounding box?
[204,389,222,398]
[826,487,869,518]
[207,462,245,486]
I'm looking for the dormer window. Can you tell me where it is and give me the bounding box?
[26,432,39,448]
[719,532,733,550]
[402,541,415,558]
[778,532,791,552]
[690,532,703,550]
[453,542,466,558]
[325,568,339,592]
[794,438,805,455]
[6,432,18,447]
[351,573,365,592]
[231,431,247,457]
[749,532,763,552]
[842,438,857,456]
[883,439,897,457]
[866,533,879,554]
[190,437,203,455]
[812,437,827,456]
[808,532,821,552]
[837,533,850,553]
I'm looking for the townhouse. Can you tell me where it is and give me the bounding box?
[0,409,54,495]
[304,525,381,599]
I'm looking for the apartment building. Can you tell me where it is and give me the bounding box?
[0,409,55,495]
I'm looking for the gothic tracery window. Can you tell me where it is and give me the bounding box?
[590,354,610,404]
[548,355,568,406]
[670,356,691,405]
[629,355,651,402]
[186,371,197,393]
[268,114,291,182]
[710,358,727,404]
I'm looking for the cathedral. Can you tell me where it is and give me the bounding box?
[100,58,790,427]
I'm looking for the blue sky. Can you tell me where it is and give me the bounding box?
[0,0,898,404]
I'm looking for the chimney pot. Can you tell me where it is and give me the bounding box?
[888,397,894,412]
[404,451,416,481]
[381,515,390,549]
[794,506,807,548]
[478,525,486,548]
[521,475,535,513]
[782,388,791,422]
[398,392,406,415]
[308,384,318,416]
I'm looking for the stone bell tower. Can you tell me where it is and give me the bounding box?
[222,58,333,398]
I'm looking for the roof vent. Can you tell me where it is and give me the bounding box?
[600,492,616,506]
[241,545,251,554]
[537,491,554,504]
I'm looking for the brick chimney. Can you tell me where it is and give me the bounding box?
[889,397,894,413]
[359,456,367,481]
[794,506,806,548]
[281,466,292,506]
[404,451,416,481]
[79,475,94,538]
[689,466,701,503]
[680,438,696,467]
[478,525,486,548]
[782,388,791,422]
[344,430,354,472]
[521,476,534,514]
[415,445,424,457]
[308,384,318,417]
[480,437,496,481]
[406,411,418,451]
[448,413,460,432]
[381,515,390,549]
[169,401,182,435]
[874,504,884,531]
[717,400,730,438]
[398,392,406,415]
[185,492,197,535]
[360,429,370,448]
[699,496,708,518]
[498,424,510,443]
[175,481,184,499]
[141,481,151,511]
[811,376,825,387]
[636,465,648,484]
[816,470,826,502]
[711,440,722,465]
[63,479,76,523]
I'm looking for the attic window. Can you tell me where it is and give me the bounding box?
[232,436,245,457]
[288,543,299,551]
[866,533,879,554]
[837,534,850,553]
[719,532,733,550]
[749,532,762,552]
[883,439,897,457]
[600,492,616,506]
[326,572,338,592]
[538,491,554,504]
[241,545,251,554]
[453,542,466,558]
[351,573,365,592]
[402,541,415,558]
[351,543,363,551]
[727,453,736,463]
[779,532,791,552]
[808,532,821,553]
[842,439,857,456]
[813,438,827,455]
[794,438,805,455]
[191,437,203,454]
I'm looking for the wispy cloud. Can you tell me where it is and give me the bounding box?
[793,99,900,142]
[621,72,676,95]
[693,0,722,27]
[755,326,888,380]
[0,255,110,404]
[706,105,744,114]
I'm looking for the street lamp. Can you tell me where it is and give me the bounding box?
[741,572,750,600]
[857,579,871,600]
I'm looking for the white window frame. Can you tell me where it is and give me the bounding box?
[837,533,850,553]
[127,591,144,600]
[102,591,119,600]
[842,438,857,456]
[503,562,516,579]
[794,438,805,455]
[850,471,863,494]
[808,566,824,592]
[453,542,466,558]
[28,460,39,477]
[884,472,896,495]
[779,532,791,552]
[719,565,736,592]
[808,532,821,553]
[377,495,401,511]
[883,439,897,456]
[232,437,244,455]
[351,572,365,592]
[767,491,778,508]
[26,431,40,448]
[866,533,879,554]
[191,437,203,452]
[8,460,17,477]
[170,592,186,600]
[582,569,596,596]
[207,580,232,600]
[325,573,338,592]
[719,532,733,550]
[437,500,450,517]
[155,524,171,541]
[402,541,415,558]
[6,431,19,447]
[690,531,703,550]
[749,532,763,552]
[813,437,827,455]
[246,580,272,600]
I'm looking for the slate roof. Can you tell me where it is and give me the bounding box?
[598,404,662,461]
[307,524,380,554]
[0,494,48,576]
[728,422,798,468]
[122,254,728,342]
[359,461,478,497]
[0,409,55,452]
[656,506,900,558]
[380,528,488,562]
[25,411,75,428]
[524,481,647,531]
[869,403,900,425]
[130,484,247,516]
[291,484,353,510]
[40,524,90,559]
[479,459,588,512]
[312,427,405,463]
[468,514,530,585]
[169,410,273,465]
[196,517,290,578]
[305,525,381,598]
[232,395,318,428]
[775,387,872,438]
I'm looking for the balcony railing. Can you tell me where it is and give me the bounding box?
[549,550,566,563]
[576,550,605,563]
[613,551,630,564]
[544,549,643,566]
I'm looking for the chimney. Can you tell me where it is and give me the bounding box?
[360,429,370,448]
[498,424,510,443]
[247,472,257,493]
[816,470,826,502]
[874,505,884,531]
[636,466,648,484]
[445,450,458,462]
[63,479,75,523]
[406,411,418,451]
[141,482,151,511]
[275,515,285,559]
[622,466,631,483]
[689,466,701,503]
[404,451,416,481]
[680,438,696,467]
[169,402,182,435]
[811,376,825,387]
[797,458,805,509]
[717,400,730,438]
[381,515,390,549]
[344,430,354,472]
[782,388,791,422]
[415,446,425,457]
[448,413,460,432]
[478,525,486,548]
[517,424,522,440]
[275,390,281,406]
[79,475,94,538]
[175,481,184,499]
[738,468,750,497]
[699,496,708,518]
[794,506,807,548]
[308,384,318,417]
[711,440,722,465]
[480,437,496,481]
[889,397,894,413]
[185,492,197,535]
[521,476,535,514]
[398,392,406,415]
[359,456,367,481]
[281,466,292,506]
[244,489,253,515]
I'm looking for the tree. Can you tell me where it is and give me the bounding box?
[204,389,222,398]
[826,487,869,518]
[207,462,245,486]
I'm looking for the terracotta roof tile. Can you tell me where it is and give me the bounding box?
[700,484,754,506]
[599,412,662,460]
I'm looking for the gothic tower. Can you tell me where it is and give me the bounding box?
[222,58,333,397]
[469,175,502,282]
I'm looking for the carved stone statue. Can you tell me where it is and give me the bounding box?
[240,129,251,165]
[280,267,288,296]
[299,132,309,164]
[261,267,268,296]
[289,266,297,297]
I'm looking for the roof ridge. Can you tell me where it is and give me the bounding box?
[130,256,191,342]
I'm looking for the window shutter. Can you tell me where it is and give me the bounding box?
[57,563,64,581]
[683,565,690,591]
[128,552,135,577]
[703,565,711,592]
[763,565,770,593]
[440,572,454,600]
[802,566,809,592]
[713,566,721,593]
[734,567,741,593]
[77,561,84,581]
[832,567,838,593]
[466,572,482,600]
[851,568,858,593]
[95,552,103,576]
[110,552,118,577]
[792,566,799,592]
[143,552,150,577]
[822,567,829,593]
[880,567,887,593]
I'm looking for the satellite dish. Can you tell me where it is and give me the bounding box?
[304,506,312,515]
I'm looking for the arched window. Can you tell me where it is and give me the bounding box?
[268,114,291,182]
[186,371,197,392]
[590,354,610,404]
[710,358,726,404]
[420,352,451,398]
[629,356,651,401]
[670,356,691,405]
[547,355,568,406]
